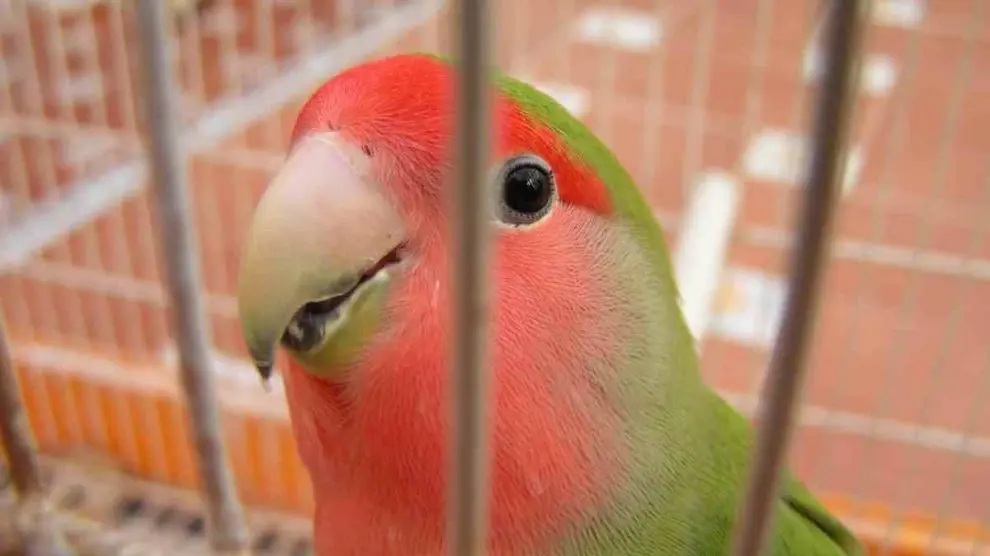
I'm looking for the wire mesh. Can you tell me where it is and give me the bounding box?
[0,0,989,554]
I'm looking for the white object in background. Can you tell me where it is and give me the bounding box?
[58,135,118,175]
[804,51,899,98]
[575,7,663,52]
[527,81,590,118]
[872,0,925,28]
[861,56,898,96]
[708,267,787,349]
[844,149,865,192]
[673,171,741,344]
[161,342,284,394]
[742,129,864,196]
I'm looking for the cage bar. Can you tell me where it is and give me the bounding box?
[132,0,249,553]
[0,296,44,501]
[730,1,871,555]
[447,0,495,554]
[0,313,75,555]
[674,172,741,343]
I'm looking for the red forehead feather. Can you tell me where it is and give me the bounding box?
[291,54,612,216]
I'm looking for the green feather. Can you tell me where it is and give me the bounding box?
[416,53,864,555]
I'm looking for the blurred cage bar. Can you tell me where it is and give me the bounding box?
[1,0,989,554]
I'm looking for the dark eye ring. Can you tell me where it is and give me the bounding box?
[495,153,556,226]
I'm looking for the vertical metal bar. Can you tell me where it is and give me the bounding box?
[133,1,249,554]
[809,0,924,504]
[729,2,869,555]
[0,315,75,555]
[0,315,43,499]
[448,0,494,554]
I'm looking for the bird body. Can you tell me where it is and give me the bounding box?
[237,54,864,556]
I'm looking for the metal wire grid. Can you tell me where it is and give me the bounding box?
[1,0,989,554]
[0,455,315,555]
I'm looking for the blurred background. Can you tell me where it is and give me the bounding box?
[0,0,988,553]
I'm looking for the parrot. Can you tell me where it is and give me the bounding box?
[236,53,865,556]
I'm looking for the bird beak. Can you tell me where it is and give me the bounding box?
[237,132,405,380]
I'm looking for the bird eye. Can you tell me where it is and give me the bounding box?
[496,153,556,226]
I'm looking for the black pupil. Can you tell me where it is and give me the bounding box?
[504,166,550,215]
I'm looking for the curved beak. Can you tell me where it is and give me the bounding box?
[237,132,404,380]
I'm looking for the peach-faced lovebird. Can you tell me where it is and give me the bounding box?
[236,54,864,555]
